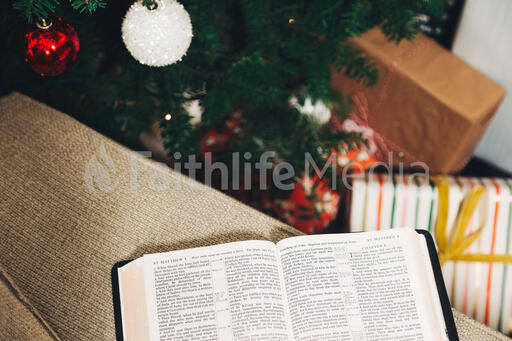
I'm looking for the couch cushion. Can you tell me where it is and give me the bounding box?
[453,308,511,341]
[0,266,60,340]
[0,93,299,340]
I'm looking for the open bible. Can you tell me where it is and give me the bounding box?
[112,229,458,341]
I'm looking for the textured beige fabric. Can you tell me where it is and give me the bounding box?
[0,92,509,340]
[453,309,511,341]
[0,266,60,341]
[0,93,297,340]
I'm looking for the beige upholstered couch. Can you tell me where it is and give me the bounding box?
[0,93,509,340]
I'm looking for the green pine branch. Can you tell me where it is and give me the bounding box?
[13,0,59,22]
[335,44,378,87]
[13,0,106,21]
[69,0,106,14]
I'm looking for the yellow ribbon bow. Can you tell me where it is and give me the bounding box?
[434,177,512,267]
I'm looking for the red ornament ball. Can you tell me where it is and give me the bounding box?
[24,18,80,76]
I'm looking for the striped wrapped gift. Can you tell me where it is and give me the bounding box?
[347,174,512,334]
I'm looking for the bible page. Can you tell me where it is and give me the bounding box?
[141,240,291,341]
[277,228,448,341]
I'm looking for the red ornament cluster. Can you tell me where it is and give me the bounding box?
[24,18,80,76]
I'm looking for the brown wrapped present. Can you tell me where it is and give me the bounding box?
[332,27,506,173]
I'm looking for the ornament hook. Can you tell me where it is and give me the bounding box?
[142,0,158,10]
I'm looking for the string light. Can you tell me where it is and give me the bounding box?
[164,113,172,120]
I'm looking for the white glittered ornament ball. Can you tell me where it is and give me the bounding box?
[289,96,332,125]
[122,0,193,66]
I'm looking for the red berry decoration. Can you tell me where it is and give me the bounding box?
[24,18,80,76]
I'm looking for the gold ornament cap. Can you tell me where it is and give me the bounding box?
[36,17,53,30]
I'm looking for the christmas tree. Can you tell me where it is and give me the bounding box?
[3,0,445,231]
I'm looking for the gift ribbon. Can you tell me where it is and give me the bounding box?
[347,92,390,161]
[346,90,429,166]
[433,177,512,267]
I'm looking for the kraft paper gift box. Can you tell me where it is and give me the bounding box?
[346,174,512,334]
[332,28,506,173]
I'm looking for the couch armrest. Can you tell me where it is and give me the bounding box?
[0,93,298,340]
[0,265,60,340]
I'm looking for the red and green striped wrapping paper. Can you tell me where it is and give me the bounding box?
[348,174,512,334]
